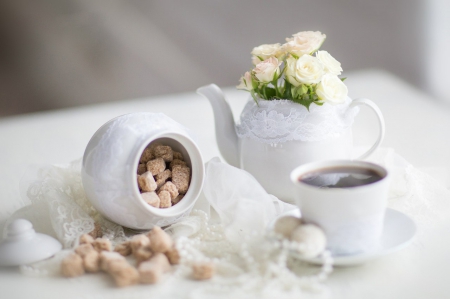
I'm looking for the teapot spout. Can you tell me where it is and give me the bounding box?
[197,84,240,167]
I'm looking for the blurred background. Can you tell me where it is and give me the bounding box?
[0,0,449,117]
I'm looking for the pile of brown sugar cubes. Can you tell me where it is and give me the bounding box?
[137,143,191,208]
[61,225,215,287]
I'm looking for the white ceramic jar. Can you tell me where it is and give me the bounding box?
[81,113,204,230]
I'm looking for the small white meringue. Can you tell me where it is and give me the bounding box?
[291,224,327,258]
[273,215,302,239]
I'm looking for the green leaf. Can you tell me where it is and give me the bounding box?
[264,87,277,100]
[340,77,347,82]
[291,86,299,99]
[300,84,308,95]
[250,90,259,105]
[302,94,314,110]
[284,80,292,99]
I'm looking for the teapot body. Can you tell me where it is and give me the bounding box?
[240,128,353,203]
[198,84,385,204]
[236,97,358,203]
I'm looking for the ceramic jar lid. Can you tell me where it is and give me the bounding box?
[0,219,62,266]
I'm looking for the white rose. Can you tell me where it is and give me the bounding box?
[316,51,342,75]
[285,54,324,86]
[251,43,283,65]
[283,31,326,57]
[285,56,300,86]
[236,71,254,91]
[253,57,281,83]
[316,74,348,105]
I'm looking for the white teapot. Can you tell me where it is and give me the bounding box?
[197,84,385,203]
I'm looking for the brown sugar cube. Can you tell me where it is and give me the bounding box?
[139,147,154,164]
[153,145,173,162]
[147,226,173,253]
[133,246,153,265]
[130,234,150,253]
[155,179,164,190]
[156,178,166,190]
[83,250,100,273]
[157,190,172,209]
[114,241,132,256]
[106,259,128,274]
[93,238,112,252]
[172,194,184,206]
[173,151,184,161]
[138,171,157,192]
[155,169,171,183]
[137,163,147,175]
[141,192,160,208]
[165,247,180,265]
[99,251,126,272]
[79,234,94,245]
[61,253,85,277]
[192,262,214,280]
[155,169,171,190]
[75,243,95,257]
[147,142,162,153]
[159,182,179,199]
[109,262,140,287]
[169,159,187,169]
[146,158,166,176]
[138,253,171,284]
[172,165,191,194]
[88,222,103,239]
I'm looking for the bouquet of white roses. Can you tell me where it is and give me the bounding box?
[237,31,348,109]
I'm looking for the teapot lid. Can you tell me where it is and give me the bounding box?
[0,219,62,266]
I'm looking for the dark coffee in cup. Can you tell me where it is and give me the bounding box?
[298,166,384,188]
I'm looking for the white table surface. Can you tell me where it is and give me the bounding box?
[1,69,450,298]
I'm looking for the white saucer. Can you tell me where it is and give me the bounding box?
[271,208,416,266]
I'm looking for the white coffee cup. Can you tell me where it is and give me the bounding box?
[290,160,390,256]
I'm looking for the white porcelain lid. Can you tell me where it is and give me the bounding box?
[0,219,62,266]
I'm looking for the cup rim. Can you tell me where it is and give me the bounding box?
[290,159,389,191]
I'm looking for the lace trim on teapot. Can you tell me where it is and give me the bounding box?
[236,98,360,144]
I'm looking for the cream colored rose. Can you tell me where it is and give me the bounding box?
[283,31,326,57]
[316,74,348,105]
[251,43,283,65]
[285,56,300,86]
[253,57,281,83]
[236,71,254,91]
[285,54,324,86]
[316,51,342,75]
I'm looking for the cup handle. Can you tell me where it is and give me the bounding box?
[348,98,385,160]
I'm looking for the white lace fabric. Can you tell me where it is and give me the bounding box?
[5,147,450,299]
[236,98,360,144]
[11,160,127,249]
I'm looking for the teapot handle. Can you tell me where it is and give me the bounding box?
[349,98,385,160]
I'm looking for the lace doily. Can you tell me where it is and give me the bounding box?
[236,97,360,144]
[5,147,450,299]
[11,158,334,298]
[10,160,127,249]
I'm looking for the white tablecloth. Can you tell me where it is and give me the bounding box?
[1,69,450,298]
